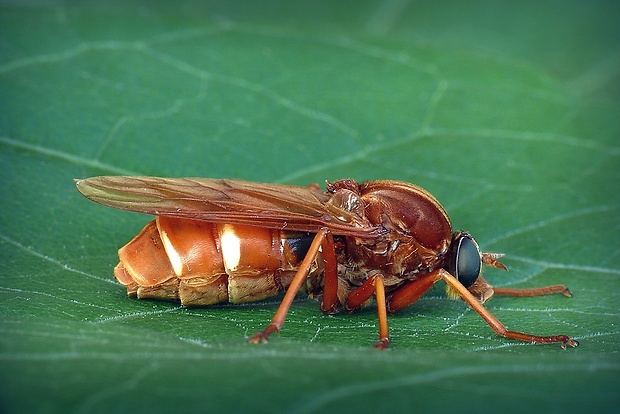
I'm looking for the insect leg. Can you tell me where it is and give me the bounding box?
[493,285,572,297]
[319,231,339,314]
[374,276,389,349]
[248,228,329,344]
[439,269,579,348]
[386,271,443,313]
[345,272,390,349]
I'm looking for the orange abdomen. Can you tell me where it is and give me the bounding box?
[113,216,315,306]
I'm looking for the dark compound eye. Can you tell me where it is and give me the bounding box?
[452,234,482,288]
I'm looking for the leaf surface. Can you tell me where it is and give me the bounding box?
[1,1,619,413]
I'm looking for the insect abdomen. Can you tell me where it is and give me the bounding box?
[113,216,315,306]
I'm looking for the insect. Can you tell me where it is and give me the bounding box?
[75,176,578,349]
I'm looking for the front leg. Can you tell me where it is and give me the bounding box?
[439,269,578,348]
[386,271,443,313]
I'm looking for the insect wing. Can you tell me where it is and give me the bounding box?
[75,176,380,236]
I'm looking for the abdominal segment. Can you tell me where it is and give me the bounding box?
[113,216,316,306]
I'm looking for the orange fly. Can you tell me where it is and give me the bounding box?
[76,176,578,349]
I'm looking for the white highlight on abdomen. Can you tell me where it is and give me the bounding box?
[220,224,241,273]
[159,228,184,276]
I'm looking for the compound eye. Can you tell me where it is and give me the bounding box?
[455,236,481,288]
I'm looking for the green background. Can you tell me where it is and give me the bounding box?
[1,1,618,412]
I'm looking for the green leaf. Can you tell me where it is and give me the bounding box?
[1,1,618,413]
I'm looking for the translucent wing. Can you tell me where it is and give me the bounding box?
[75,176,382,237]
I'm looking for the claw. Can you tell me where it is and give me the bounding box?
[561,337,579,349]
[248,332,269,344]
[248,326,277,344]
[373,337,390,350]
